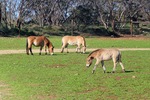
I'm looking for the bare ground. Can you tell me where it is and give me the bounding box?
[0,81,13,100]
[0,48,150,55]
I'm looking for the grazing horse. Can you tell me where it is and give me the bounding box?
[61,36,86,53]
[26,36,54,55]
[86,49,125,74]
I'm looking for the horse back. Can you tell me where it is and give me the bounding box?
[27,36,46,46]
[90,49,120,61]
[101,49,121,60]
[62,36,86,46]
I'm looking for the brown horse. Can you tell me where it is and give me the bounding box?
[26,36,54,55]
[86,49,125,74]
[61,36,86,53]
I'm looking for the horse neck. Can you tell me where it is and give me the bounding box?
[88,52,96,59]
[48,42,53,48]
[44,38,50,47]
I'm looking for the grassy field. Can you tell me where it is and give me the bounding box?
[0,36,150,100]
[0,36,150,50]
[0,51,150,100]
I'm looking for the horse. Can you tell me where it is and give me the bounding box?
[26,36,54,55]
[61,36,86,53]
[86,49,125,74]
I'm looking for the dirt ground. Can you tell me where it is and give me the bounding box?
[0,48,150,55]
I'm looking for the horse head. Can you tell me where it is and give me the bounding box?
[48,43,54,55]
[86,56,94,68]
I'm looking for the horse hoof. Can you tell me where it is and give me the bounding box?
[122,69,126,72]
[92,70,95,74]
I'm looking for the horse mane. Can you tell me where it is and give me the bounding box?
[45,37,54,48]
[88,49,101,57]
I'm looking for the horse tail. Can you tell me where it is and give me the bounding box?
[26,38,29,55]
[61,37,65,47]
[118,51,122,62]
[83,36,86,47]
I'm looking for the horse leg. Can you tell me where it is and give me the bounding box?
[65,44,69,53]
[118,55,125,72]
[66,47,69,53]
[39,46,43,55]
[119,62,125,72]
[28,43,33,55]
[112,57,118,73]
[61,47,64,53]
[29,48,33,55]
[61,43,67,53]
[78,45,81,53]
[112,62,117,73]
[82,46,86,53]
[76,45,81,53]
[101,61,106,73]
[76,47,78,53]
[26,48,29,55]
[92,59,100,74]
[26,40,29,55]
[45,45,47,55]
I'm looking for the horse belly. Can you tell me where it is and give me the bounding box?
[101,54,112,61]
[68,40,77,45]
[33,41,44,47]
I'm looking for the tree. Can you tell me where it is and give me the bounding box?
[0,2,1,24]
[1,0,149,36]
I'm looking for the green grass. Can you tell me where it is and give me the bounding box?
[0,37,150,50]
[0,51,150,100]
[0,36,150,99]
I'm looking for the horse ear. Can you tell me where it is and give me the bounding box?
[90,57,94,59]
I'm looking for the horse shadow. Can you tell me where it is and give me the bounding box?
[106,70,134,73]
[124,70,134,73]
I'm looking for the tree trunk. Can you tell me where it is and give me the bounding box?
[100,15,108,29]
[16,17,22,37]
[4,3,8,29]
[71,19,74,36]
[111,19,115,32]
[130,19,133,36]
[0,2,1,24]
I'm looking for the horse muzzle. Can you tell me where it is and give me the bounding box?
[86,64,90,68]
[50,53,54,55]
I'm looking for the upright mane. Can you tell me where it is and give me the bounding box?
[88,49,101,57]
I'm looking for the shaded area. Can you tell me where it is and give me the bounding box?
[0,28,36,37]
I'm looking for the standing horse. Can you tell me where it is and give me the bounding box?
[61,36,86,53]
[26,36,54,55]
[86,49,125,74]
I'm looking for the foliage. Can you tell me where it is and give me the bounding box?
[0,0,149,36]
